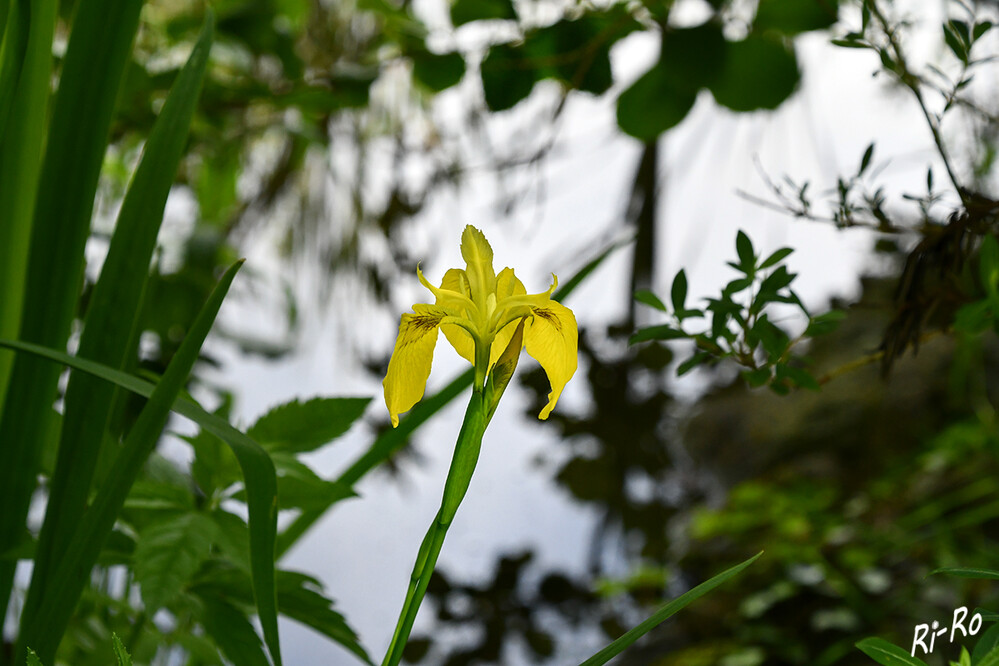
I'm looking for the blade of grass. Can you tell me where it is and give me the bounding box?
[0,331,283,666]
[0,0,28,134]
[275,234,634,559]
[0,0,57,621]
[21,12,214,631]
[578,552,762,666]
[16,262,244,666]
[0,0,143,617]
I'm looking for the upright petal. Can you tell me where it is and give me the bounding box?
[524,300,578,420]
[460,226,496,305]
[489,268,528,367]
[439,268,476,364]
[383,304,447,427]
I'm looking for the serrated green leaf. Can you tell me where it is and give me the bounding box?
[248,397,371,454]
[671,270,688,312]
[198,594,272,666]
[111,633,132,666]
[759,247,793,270]
[579,553,761,665]
[25,649,43,666]
[629,325,688,344]
[634,289,667,312]
[135,512,218,612]
[855,637,929,665]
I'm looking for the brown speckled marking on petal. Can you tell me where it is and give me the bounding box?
[533,308,562,333]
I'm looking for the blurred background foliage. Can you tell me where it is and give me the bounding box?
[15,0,999,663]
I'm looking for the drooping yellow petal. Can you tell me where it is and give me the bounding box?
[460,226,496,306]
[524,299,578,420]
[383,304,447,427]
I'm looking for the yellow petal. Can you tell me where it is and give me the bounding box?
[524,299,578,420]
[460,226,496,305]
[439,268,475,364]
[383,304,446,427]
[489,268,527,367]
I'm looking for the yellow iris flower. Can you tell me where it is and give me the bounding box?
[384,225,578,427]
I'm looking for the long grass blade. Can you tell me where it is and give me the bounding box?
[578,553,762,666]
[0,330,283,666]
[0,0,142,617]
[0,0,57,621]
[15,261,243,666]
[21,12,215,631]
[275,234,633,558]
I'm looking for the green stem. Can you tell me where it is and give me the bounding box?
[381,389,489,666]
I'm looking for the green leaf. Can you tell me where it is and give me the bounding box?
[671,270,688,312]
[111,633,133,666]
[524,11,635,96]
[759,247,793,270]
[778,365,820,391]
[658,22,727,90]
[0,0,57,429]
[25,649,43,666]
[4,266,283,666]
[579,553,761,665]
[974,21,993,42]
[481,43,536,111]
[248,397,371,454]
[634,289,667,312]
[855,637,929,666]
[16,262,250,665]
[629,325,688,344]
[974,623,999,662]
[709,35,800,111]
[743,367,772,387]
[195,566,373,664]
[677,351,712,376]
[134,512,219,612]
[932,567,999,580]
[411,51,466,92]
[198,594,272,666]
[754,0,839,35]
[859,142,874,175]
[24,11,215,631]
[616,60,696,140]
[944,22,969,63]
[805,310,846,336]
[736,230,755,269]
[979,645,999,666]
[450,0,515,26]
